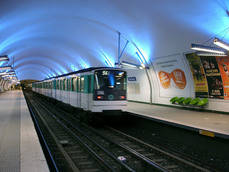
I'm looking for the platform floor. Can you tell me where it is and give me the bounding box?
[127,102,229,138]
[0,90,49,172]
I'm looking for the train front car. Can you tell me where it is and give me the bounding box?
[92,69,127,113]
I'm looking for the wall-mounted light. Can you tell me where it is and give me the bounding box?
[121,61,140,68]
[0,66,12,71]
[0,55,9,62]
[0,72,8,76]
[213,37,229,51]
[120,60,148,69]
[191,44,226,54]
[196,51,227,56]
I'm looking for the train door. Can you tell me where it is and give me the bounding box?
[80,76,84,108]
[69,77,73,106]
[57,79,60,101]
[63,79,66,103]
[60,79,63,101]
[77,77,81,108]
[87,75,91,110]
[53,80,56,99]
[88,75,94,110]
[67,78,71,104]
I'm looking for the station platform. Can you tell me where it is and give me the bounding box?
[127,102,229,139]
[0,90,49,172]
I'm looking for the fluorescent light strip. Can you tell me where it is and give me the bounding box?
[0,57,9,62]
[196,52,227,56]
[0,72,8,76]
[191,44,226,54]
[121,61,142,69]
[0,66,12,70]
[213,37,229,51]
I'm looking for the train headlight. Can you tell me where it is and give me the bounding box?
[120,96,125,99]
[97,96,103,100]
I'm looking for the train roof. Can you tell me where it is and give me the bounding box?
[32,67,124,83]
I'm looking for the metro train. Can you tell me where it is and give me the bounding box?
[32,67,127,113]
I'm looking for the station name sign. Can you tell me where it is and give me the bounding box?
[128,77,137,81]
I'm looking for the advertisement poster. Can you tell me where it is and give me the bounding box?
[154,55,189,98]
[185,53,208,98]
[216,57,229,100]
[200,56,224,99]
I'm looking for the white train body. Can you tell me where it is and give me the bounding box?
[32,67,127,113]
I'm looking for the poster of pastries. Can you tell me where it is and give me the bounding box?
[200,56,224,99]
[185,53,208,98]
[216,56,229,100]
[154,55,189,98]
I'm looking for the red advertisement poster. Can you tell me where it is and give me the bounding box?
[216,57,229,100]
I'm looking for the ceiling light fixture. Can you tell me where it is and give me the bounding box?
[120,60,148,69]
[0,66,12,71]
[213,37,229,51]
[191,44,226,54]
[121,61,140,68]
[196,51,227,56]
[0,55,9,62]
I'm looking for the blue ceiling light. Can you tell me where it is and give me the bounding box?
[136,51,146,68]
[79,59,90,69]
[70,64,78,71]
[99,50,115,67]
[103,54,114,67]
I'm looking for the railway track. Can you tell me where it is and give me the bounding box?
[26,93,134,172]
[25,91,212,172]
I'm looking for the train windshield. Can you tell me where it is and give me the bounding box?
[94,70,127,90]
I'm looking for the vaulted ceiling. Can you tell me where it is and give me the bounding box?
[0,0,228,80]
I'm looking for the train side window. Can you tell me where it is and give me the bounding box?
[88,75,92,93]
[69,79,71,91]
[71,78,74,91]
[77,77,80,92]
[72,78,76,91]
[67,79,69,91]
[63,80,65,90]
[80,76,84,92]
[65,79,67,91]
[67,79,70,91]
[65,80,67,90]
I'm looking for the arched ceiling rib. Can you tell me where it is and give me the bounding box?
[0,0,228,80]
